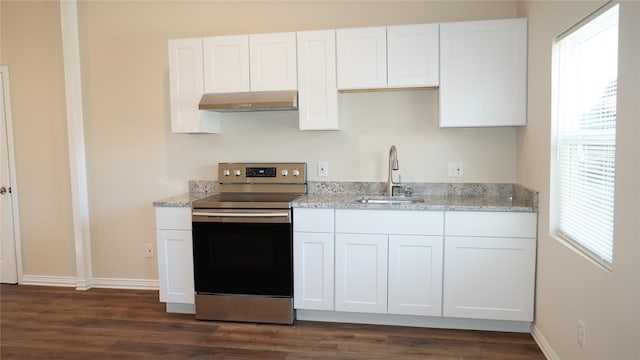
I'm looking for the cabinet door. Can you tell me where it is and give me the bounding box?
[388,235,443,316]
[249,32,297,91]
[297,30,339,130]
[439,18,527,127]
[156,229,194,304]
[387,23,439,87]
[335,233,387,313]
[336,27,387,90]
[168,38,220,133]
[202,35,250,93]
[443,236,535,321]
[294,232,334,310]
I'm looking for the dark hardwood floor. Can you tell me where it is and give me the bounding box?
[0,284,545,359]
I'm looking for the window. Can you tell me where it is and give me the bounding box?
[551,3,619,268]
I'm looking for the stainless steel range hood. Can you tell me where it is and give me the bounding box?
[198,90,298,112]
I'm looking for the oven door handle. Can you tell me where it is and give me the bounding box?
[192,211,289,218]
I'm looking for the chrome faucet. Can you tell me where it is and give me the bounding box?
[387,145,400,196]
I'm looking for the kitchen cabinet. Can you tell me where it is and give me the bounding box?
[293,208,335,310]
[335,210,444,316]
[443,211,537,321]
[336,24,439,90]
[202,35,250,93]
[439,18,527,127]
[388,235,443,316]
[387,23,439,88]
[155,207,194,306]
[168,38,220,133]
[203,32,297,93]
[296,30,339,130]
[336,27,387,89]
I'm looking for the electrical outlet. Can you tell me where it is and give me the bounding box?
[447,162,464,177]
[577,320,586,348]
[318,161,329,177]
[145,243,154,258]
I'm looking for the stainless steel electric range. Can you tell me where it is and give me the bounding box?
[191,162,306,325]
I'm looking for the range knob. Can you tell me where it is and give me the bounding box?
[281,169,289,177]
[292,169,300,177]
[234,169,242,176]
[223,169,231,176]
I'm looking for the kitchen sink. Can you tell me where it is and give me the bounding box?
[353,196,425,205]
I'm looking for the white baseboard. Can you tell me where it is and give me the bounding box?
[19,275,158,291]
[20,275,76,287]
[531,324,559,360]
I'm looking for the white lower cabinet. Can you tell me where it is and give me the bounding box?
[155,207,194,306]
[293,208,537,327]
[293,208,335,310]
[388,235,443,316]
[335,233,388,313]
[334,210,445,316]
[443,211,537,321]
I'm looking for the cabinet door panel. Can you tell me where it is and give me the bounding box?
[440,18,527,127]
[335,233,387,313]
[388,235,443,316]
[297,30,339,130]
[336,209,443,235]
[203,35,250,93]
[155,207,192,230]
[445,211,537,238]
[387,23,439,87]
[294,232,334,310]
[157,229,194,304]
[168,38,220,133]
[336,27,387,89]
[294,208,334,233]
[443,236,535,321]
[250,32,297,91]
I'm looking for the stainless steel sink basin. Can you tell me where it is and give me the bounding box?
[354,196,425,205]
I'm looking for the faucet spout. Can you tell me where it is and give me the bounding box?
[387,145,400,196]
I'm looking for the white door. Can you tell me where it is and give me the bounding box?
[249,32,297,91]
[336,26,387,89]
[0,67,18,284]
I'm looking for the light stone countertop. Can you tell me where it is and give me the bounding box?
[153,181,538,212]
[291,193,536,212]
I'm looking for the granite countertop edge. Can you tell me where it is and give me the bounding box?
[153,181,538,213]
[291,194,537,213]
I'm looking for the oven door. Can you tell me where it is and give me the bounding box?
[192,209,292,297]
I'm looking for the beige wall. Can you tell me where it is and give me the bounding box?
[74,0,518,280]
[1,1,76,277]
[518,1,640,359]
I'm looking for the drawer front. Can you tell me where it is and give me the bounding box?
[336,210,444,235]
[155,207,192,230]
[294,208,335,233]
[445,211,537,238]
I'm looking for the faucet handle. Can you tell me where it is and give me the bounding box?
[403,187,414,196]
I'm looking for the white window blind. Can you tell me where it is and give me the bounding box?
[553,3,619,266]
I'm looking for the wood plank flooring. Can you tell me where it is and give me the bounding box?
[0,284,545,359]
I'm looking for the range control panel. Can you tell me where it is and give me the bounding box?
[218,163,307,184]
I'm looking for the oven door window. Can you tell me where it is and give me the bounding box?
[192,221,292,297]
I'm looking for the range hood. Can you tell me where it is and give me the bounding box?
[198,90,298,112]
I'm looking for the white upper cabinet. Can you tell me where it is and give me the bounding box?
[297,30,339,130]
[168,38,220,133]
[439,18,527,127]
[250,32,297,91]
[387,23,439,87]
[202,35,250,93]
[337,26,387,90]
[203,32,297,93]
[337,24,440,90]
